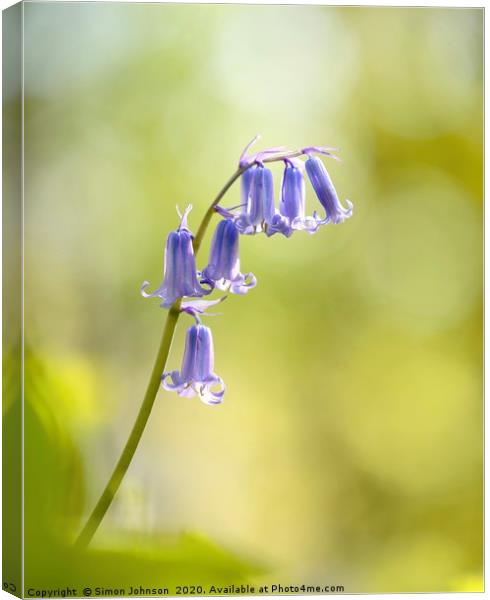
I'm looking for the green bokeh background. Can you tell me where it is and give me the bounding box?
[12,2,485,594]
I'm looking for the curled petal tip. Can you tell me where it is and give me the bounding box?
[229,272,257,294]
[340,198,354,219]
[199,378,226,405]
[140,280,154,298]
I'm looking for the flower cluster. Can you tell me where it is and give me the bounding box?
[142,138,353,405]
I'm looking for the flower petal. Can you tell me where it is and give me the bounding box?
[291,215,320,234]
[229,272,257,295]
[141,280,161,298]
[234,214,257,235]
[162,370,185,392]
[199,377,225,405]
[266,213,293,237]
[178,383,199,398]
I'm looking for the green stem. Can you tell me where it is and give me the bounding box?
[75,300,181,549]
[193,167,244,254]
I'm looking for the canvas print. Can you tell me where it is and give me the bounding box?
[2,1,483,596]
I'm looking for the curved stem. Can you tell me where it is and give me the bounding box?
[193,167,244,254]
[75,300,181,548]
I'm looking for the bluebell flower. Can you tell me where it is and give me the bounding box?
[162,323,225,405]
[268,159,322,237]
[305,155,353,224]
[235,164,275,235]
[141,206,211,308]
[202,219,256,294]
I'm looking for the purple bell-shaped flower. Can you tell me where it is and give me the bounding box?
[235,164,275,235]
[141,206,211,308]
[202,219,256,294]
[268,159,322,237]
[162,324,225,405]
[305,155,353,224]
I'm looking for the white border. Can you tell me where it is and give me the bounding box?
[0,2,484,599]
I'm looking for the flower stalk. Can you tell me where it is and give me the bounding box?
[74,299,181,548]
[75,138,351,548]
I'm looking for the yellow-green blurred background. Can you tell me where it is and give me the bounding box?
[13,1,484,594]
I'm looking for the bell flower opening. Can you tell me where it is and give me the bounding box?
[141,205,211,308]
[162,324,225,405]
[202,219,256,294]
